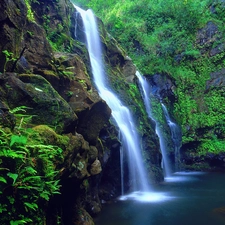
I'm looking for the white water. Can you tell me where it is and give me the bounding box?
[73,5,150,192]
[136,71,172,177]
[161,103,182,171]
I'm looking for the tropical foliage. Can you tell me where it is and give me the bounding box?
[0,107,63,224]
[74,0,225,156]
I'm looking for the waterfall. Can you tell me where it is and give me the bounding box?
[161,103,182,171]
[136,71,172,177]
[73,5,150,193]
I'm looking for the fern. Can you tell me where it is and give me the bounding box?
[0,125,63,224]
[0,149,25,159]
[24,202,38,211]
[10,135,27,147]
[20,166,37,175]
[9,106,31,114]
[7,172,18,185]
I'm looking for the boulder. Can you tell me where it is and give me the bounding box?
[0,73,77,133]
[90,159,102,175]
[76,100,112,145]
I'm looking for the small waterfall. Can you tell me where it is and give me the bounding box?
[73,5,150,193]
[161,103,182,171]
[136,71,172,177]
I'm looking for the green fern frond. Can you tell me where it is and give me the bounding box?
[10,135,27,147]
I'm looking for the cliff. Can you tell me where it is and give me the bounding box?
[77,0,225,172]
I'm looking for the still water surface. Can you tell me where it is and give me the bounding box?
[95,172,225,225]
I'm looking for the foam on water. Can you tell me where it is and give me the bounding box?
[119,191,175,202]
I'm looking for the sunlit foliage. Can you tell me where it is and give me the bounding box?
[74,0,225,155]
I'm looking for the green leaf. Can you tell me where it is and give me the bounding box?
[7,196,15,204]
[0,149,24,159]
[10,220,26,225]
[40,191,50,201]
[2,50,11,57]
[9,106,32,114]
[10,135,27,147]
[22,175,41,182]
[0,176,7,184]
[7,172,18,185]
[10,219,32,225]
[24,202,38,211]
[20,166,37,175]
[0,203,7,213]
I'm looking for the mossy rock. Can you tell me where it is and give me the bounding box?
[0,73,77,133]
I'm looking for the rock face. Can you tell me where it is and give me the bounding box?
[206,68,225,89]
[0,72,77,133]
[178,16,225,171]
[196,21,225,57]
[0,0,162,224]
[147,73,176,101]
[0,0,53,73]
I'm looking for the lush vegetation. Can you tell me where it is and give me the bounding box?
[74,0,225,156]
[0,107,63,224]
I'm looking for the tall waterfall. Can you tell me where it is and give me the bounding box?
[73,5,150,193]
[136,71,172,177]
[161,103,182,171]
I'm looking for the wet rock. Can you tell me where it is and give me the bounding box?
[71,9,86,43]
[47,52,100,114]
[89,159,102,175]
[197,22,218,45]
[0,0,53,73]
[72,208,95,225]
[122,56,136,83]
[103,33,126,68]
[88,146,99,163]
[146,73,176,101]
[76,100,111,145]
[62,133,101,180]
[206,68,225,89]
[0,72,77,133]
[196,21,221,55]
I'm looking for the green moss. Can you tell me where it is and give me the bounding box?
[24,0,35,22]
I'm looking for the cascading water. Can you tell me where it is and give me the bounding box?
[73,5,150,193]
[136,71,172,177]
[161,103,182,171]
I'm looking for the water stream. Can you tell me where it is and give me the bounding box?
[73,5,150,193]
[161,103,182,171]
[136,72,172,177]
[72,6,225,225]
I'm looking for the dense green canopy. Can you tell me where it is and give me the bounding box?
[74,0,225,156]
